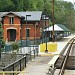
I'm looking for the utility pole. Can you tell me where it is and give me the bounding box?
[73,0,75,9]
[52,0,54,42]
[69,11,71,31]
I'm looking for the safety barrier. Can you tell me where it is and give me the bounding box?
[40,42,57,52]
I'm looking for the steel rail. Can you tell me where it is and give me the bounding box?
[58,38,75,75]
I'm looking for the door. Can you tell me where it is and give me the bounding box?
[7,29,16,41]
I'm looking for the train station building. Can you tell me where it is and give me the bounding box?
[0,11,49,42]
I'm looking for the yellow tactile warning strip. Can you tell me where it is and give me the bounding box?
[0,71,25,75]
[40,53,54,56]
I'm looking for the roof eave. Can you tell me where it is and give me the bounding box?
[1,11,22,18]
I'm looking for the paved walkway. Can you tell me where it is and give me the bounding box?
[18,56,53,75]
[18,34,75,75]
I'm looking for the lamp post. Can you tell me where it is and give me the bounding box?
[26,15,31,46]
[52,0,54,42]
[20,16,25,49]
[41,24,44,44]
[42,15,48,52]
[41,16,44,44]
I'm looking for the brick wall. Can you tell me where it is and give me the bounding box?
[3,15,21,41]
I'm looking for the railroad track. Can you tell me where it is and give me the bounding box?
[55,37,75,75]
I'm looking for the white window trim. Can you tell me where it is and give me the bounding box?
[6,27,17,30]
[8,15,14,17]
[25,28,31,29]
[9,16,14,24]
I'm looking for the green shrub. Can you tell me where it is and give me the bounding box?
[11,43,19,52]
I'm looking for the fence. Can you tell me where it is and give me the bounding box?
[0,47,38,75]
[4,40,39,52]
[4,38,50,52]
[5,44,13,52]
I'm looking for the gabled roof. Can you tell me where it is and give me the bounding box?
[0,11,42,21]
[44,24,70,32]
[44,24,64,31]
[17,11,42,21]
[57,24,70,31]
[0,11,22,18]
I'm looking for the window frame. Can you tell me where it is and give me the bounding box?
[26,29,30,37]
[9,17,14,24]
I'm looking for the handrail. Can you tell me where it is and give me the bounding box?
[3,56,26,70]
[2,47,39,72]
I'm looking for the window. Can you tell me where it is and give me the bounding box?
[26,29,30,37]
[9,17,14,24]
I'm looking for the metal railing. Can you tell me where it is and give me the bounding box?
[2,56,26,75]
[0,47,39,75]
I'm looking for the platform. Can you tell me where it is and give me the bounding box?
[18,56,53,75]
[48,55,59,68]
[39,34,74,55]
[18,34,75,75]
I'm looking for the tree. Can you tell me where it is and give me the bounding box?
[36,0,44,11]
[11,42,19,52]
[0,0,75,31]
[60,1,74,30]
[0,0,15,11]
[43,0,52,18]
[0,23,5,59]
[27,0,37,11]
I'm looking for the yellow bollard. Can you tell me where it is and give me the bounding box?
[40,43,46,52]
[40,42,57,52]
[3,72,5,75]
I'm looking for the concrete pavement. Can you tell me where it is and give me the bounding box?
[18,56,53,75]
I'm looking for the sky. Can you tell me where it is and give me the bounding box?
[64,0,75,4]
